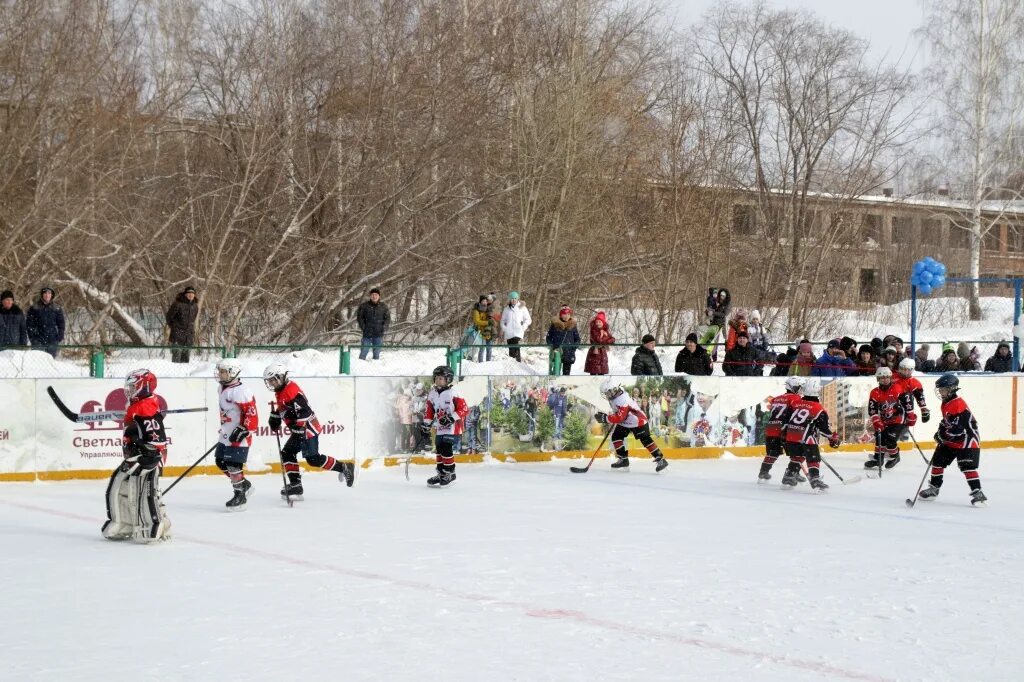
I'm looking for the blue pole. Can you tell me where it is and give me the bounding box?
[910,285,918,358]
[1014,280,1022,372]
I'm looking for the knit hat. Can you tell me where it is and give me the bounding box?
[734,308,747,319]
[369,287,381,295]
[750,309,761,321]
[884,346,898,355]
[508,291,520,300]
[559,305,572,317]
[798,342,813,354]
[827,338,842,349]
[957,341,970,359]
[858,344,874,356]
[736,330,749,339]
[641,334,656,345]
[183,286,196,294]
[0,290,12,301]
[685,332,699,343]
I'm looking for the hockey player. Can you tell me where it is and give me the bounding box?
[421,365,469,487]
[896,358,930,424]
[757,376,805,483]
[215,358,258,510]
[595,378,669,472]
[264,362,354,501]
[102,369,171,543]
[866,367,916,474]
[781,379,840,491]
[919,374,987,506]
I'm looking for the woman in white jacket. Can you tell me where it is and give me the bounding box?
[500,291,532,362]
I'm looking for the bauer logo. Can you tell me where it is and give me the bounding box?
[77,390,169,431]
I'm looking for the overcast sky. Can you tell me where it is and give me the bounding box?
[665,0,925,67]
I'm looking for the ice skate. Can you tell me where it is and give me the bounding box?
[338,462,355,487]
[610,457,630,470]
[884,453,901,469]
[809,477,829,492]
[918,485,940,501]
[226,480,253,511]
[280,483,304,501]
[970,489,988,507]
[653,457,668,473]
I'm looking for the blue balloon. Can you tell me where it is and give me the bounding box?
[924,256,936,266]
[919,271,934,285]
[919,284,933,295]
[913,261,926,274]
[935,263,946,276]
[933,275,946,288]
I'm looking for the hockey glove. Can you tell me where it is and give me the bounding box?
[133,441,162,470]
[268,415,282,433]
[921,407,931,423]
[229,426,250,443]
[870,415,883,432]
[906,411,917,427]
[437,413,455,428]
[933,431,942,444]
[594,412,608,424]
[828,433,840,449]
[420,422,433,435]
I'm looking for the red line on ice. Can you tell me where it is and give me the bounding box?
[1,499,892,682]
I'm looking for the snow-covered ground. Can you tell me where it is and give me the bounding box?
[3,451,1022,681]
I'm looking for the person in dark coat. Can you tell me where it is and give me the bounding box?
[769,346,797,376]
[984,342,1013,373]
[26,287,65,358]
[855,344,878,376]
[165,286,199,363]
[546,306,581,375]
[631,334,663,376]
[356,287,391,360]
[584,311,614,375]
[0,290,28,347]
[914,344,935,373]
[724,331,760,376]
[675,332,713,375]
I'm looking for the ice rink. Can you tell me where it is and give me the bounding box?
[3,450,1023,682]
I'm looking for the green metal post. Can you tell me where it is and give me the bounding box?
[90,349,105,378]
[549,348,562,376]
[340,347,351,375]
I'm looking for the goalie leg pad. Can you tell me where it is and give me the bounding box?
[102,465,137,540]
[133,467,171,544]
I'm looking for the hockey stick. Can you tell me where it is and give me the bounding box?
[161,444,217,495]
[906,429,931,464]
[46,386,207,423]
[819,452,862,485]
[569,428,613,473]
[906,448,937,508]
[271,402,293,508]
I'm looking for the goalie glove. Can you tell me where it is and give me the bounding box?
[125,441,161,470]
[594,412,608,424]
[921,407,931,423]
[229,426,250,443]
[828,432,840,449]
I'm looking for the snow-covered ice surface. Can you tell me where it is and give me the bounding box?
[3,451,1024,681]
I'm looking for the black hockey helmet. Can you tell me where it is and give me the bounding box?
[935,373,959,400]
[432,365,455,388]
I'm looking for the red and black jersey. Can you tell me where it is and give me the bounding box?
[868,383,914,426]
[123,394,167,459]
[273,380,322,438]
[896,376,927,411]
[784,398,834,445]
[765,391,803,439]
[937,396,980,449]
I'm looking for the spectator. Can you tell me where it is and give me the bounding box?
[725,309,748,352]
[27,287,66,358]
[0,290,28,347]
[356,287,390,360]
[769,346,797,376]
[840,336,858,361]
[936,346,960,373]
[500,291,532,362]
[870,337,884,358]
[584,310,614,375]
[471,294,496,362]
[855,344,877,376]
[631,333,663,375]
[724,331,760,376]
[700,288,731,349]
[547,386,569,438]
[675,332,713,375]
[165,286,199,363]
[891,336,907,359]
[984,342,1013,373]
[813,338,856,377]
[956,342,980,371]
[914,344,935,373]
[396,389,414,451]
[879,346,900,371]
[787,341,815,376]
[546,305,581,376]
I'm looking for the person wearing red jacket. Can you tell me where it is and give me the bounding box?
[264,363,354,501]
[896,358,930,424]
[102,369,171,543]
[919,374,986,506]
[866,367,916,474]
[757,376,806,484]
[584,311,615,375]
[781,379,840,491]
[215,358,259,510]
[595,378,668,472]
[421,365,469,487]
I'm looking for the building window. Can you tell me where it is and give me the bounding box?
[922,218,942,240]
[863,214,882,244]
[892,216,914,243]
[949,225,971,249]
[732,204,756,235]
[859,268,880,303]
[984,227,1002,252]
[1008,224,1024,253]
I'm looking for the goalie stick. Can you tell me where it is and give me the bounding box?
[46,386,207,423]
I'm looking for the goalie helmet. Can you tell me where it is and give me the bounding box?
[600,378,623,399]
[263,362,289,391]
[801,379,821,398]
[875,366,893,386]
[124,368,157,402]
[897,357,915,378]
[784,376,804,393]
[432,365,455,388]
[215,358,243,386]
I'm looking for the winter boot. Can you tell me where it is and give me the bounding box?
[226,479,253,511]
[918,485,940,500]
[970,489,988,507]
[653,456,668,473]
[809,477,829,492]
[610,457,630,470]
[337,462,355,487]
[280,482,304,501]
[884,453,901,469]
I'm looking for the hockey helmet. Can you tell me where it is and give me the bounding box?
[124,368,157,402]
[784,376,804,393]
[801,379,821,398]
[935,373,960,400]
[432,365,455,388]
[215,358,243,386]
[875,366,893,386]
[897,358,915,378]
[263,362,289,391]
[599,377,623,399]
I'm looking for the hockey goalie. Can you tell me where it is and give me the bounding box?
[101,369,171,543]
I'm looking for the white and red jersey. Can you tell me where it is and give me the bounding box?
[937,396,980,449]
[784,398,834,445]
[218,380,258,446]
[765,391,803,439]
[424,386,468,436]
[607,391,648,429]
[868,383,915,427]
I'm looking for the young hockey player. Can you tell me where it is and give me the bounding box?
[919,374,987,506]
[781,379,840,491]
[866,367,916,474]
[896,358,930,424]
[757,376,805,483]
[215,358,258,510]
[421,365,469,487]
[102,369,171,543]
[595,378,669,472]
[264,362,354,501]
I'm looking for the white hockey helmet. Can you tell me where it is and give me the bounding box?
[876,366,893,384]
[263,362,289,391]
[215,358,243,385]
[600,377,623,399]
[898,358,915,377]
[784,376,805,393]
[801,379,821,398]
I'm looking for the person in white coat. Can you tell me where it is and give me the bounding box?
[500,291,532,362]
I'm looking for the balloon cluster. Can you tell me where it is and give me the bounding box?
[911,257,946,295]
